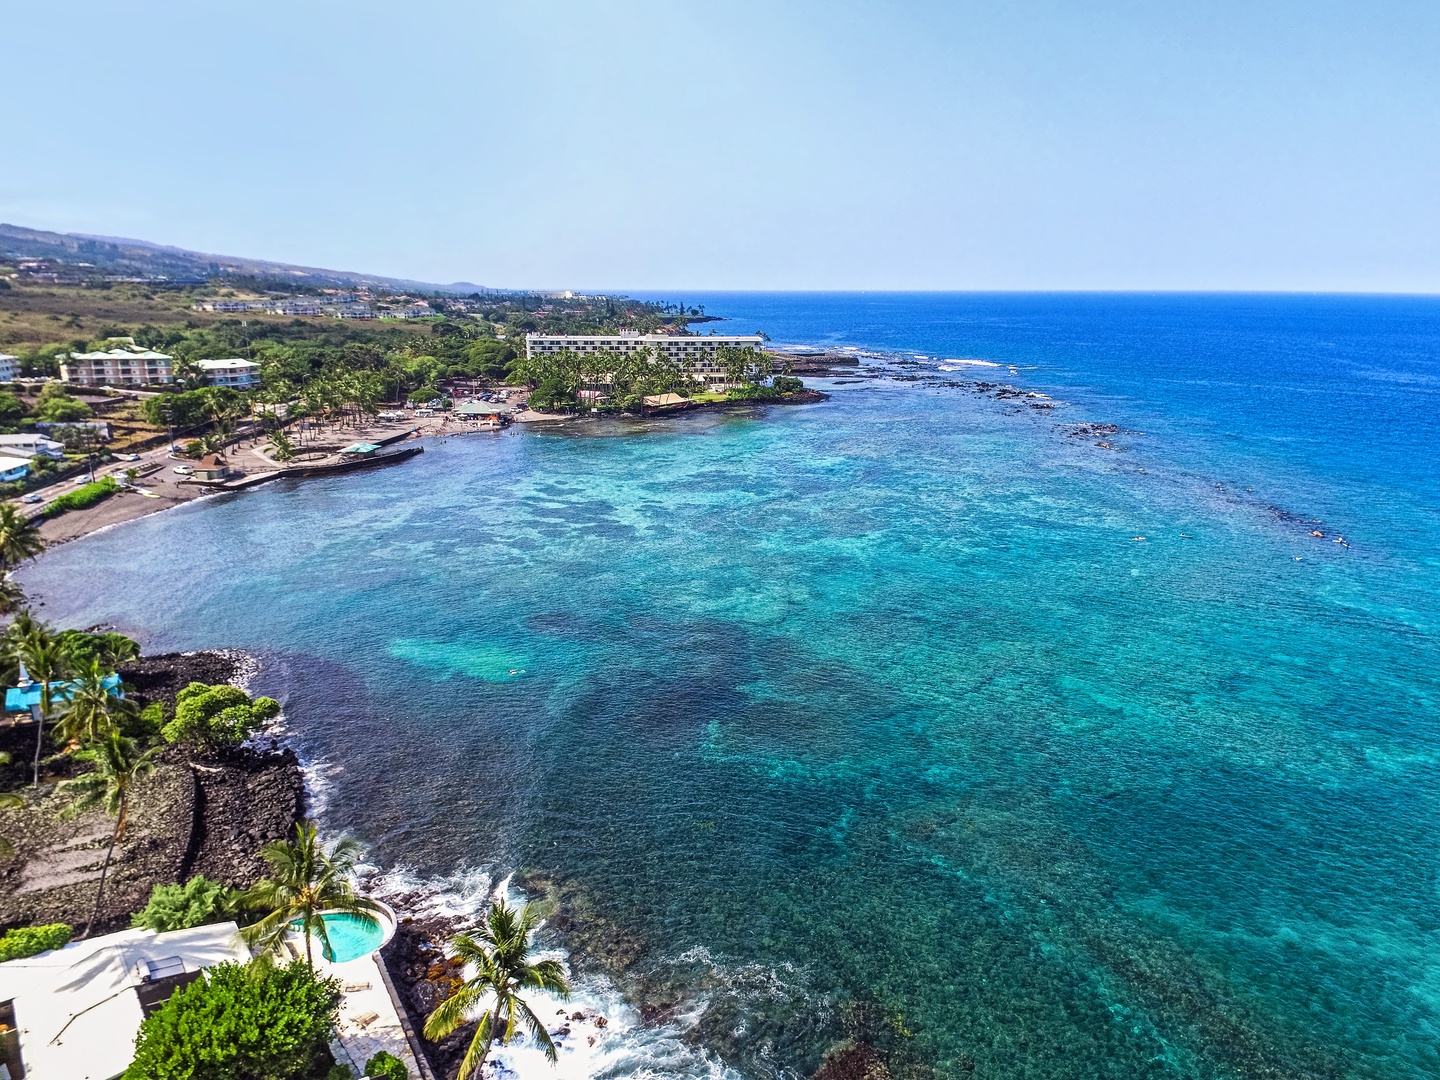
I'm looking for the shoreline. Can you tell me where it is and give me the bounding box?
[0,649,306,937]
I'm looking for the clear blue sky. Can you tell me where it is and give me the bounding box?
[6,1,1439,291]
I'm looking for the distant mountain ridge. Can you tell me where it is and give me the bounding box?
[0,222,493,295]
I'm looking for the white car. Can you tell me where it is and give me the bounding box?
[115,453,141,462]
[21,493,42,504]
[172,465,193,476]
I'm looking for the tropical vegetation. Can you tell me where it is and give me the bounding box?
[0,922,72,962]
[16,620,74,785]
[0,752,21,860]
[131,874,239,932]
[0,502,45,569]
[43,475,120,517]
[240,821,384,968]
[364,1050,410,1080]
[162,681,281,748]
[423,897,571,1080]
[54,658,139,747]
[59,730,160,938]
[125,959,341,1080]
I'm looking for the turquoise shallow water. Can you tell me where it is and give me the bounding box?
[21,296,1440,1079]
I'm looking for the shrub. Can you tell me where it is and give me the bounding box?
[725,383,782,402]
[326,1067,355,1080]
[131,876,237,932]
[0,923,72,962]
[36,396,94,423]
[43,476,119,517]
[162,682,281,748]
[365,1051,409,1080]
[126,959,341,1079]
[57,628,140,668]
[771,376,804,394]
[407,386,441,404]
[124,701,168,743]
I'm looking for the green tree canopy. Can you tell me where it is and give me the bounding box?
[162,682,281,748]
[125,960,341,1080]
[56,628,139,670]
[0,391,28,428]
[36,395,94,422]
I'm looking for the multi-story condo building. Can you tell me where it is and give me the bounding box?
[524,333,765,390]
[0,353,18,382]
[267,299,326,316]
[197,358,261,389]
[192,299,267,312]
[60,342,174,387]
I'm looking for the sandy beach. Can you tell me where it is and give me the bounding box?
[24,413,460,548]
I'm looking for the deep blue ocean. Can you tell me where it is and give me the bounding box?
[22,294,1440,1080]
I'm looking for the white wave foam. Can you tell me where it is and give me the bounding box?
[938,359,1002,370]
[354,868,750,1080]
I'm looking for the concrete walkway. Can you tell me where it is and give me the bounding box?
[318,951,429,1079]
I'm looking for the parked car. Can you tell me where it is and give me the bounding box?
[173,465,193,476]
[21,493,42,503]
[115,452,141,461]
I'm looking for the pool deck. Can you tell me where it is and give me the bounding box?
[320,950,433,1079]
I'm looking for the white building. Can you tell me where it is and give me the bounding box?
[0,455,30,483]
[0,921,250,1080]
[524,333,765,390]
[191,299,266,312]
[266,299,326,316]
[0,354,18,382]
[60,342,174,387]
[196,358,261,389]
[0,434,66,459]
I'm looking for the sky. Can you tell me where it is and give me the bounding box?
[5,1,1440,291]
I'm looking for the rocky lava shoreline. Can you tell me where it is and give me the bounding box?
[0,650,305,936]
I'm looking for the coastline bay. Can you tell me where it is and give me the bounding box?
[19,295,1440,1079]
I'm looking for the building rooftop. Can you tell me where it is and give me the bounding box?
[66,347,172,362]
[6,672,122,713]
[0,922,249,1080]
[196,358,260,370]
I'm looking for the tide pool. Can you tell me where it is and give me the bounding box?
[21,295,1440,1080]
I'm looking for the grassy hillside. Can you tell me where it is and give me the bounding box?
[0,279,311,356]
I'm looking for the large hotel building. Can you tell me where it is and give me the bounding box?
[525,333,764,389]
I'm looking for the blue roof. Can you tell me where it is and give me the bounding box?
[5,672,122,712]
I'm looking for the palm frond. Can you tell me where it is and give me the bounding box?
[423,982,489,1040]
[515,996,561,1063]
[456,1009,496,1080]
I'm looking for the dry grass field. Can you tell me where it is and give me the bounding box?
[0,280,325,355]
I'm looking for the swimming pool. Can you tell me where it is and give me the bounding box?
[289,904,396,963]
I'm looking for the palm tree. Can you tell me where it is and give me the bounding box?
[267,430,296,462]
[423,898,571,1080]
[18,627,73,787]
[0,752,22,860]
[193,434,224,458]
[54,658,135,749]
[58,732,159,938]
[0,503,45,570]
[240,822,384,969]
[0,578,25,616]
